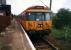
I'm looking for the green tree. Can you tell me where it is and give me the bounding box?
[53,8,71,29]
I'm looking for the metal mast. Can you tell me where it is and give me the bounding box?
[50,0,52,10]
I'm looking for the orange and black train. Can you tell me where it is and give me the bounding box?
[19,6,52,36]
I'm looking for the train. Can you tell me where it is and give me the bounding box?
[0,5,11,32]
[19,6,52,36]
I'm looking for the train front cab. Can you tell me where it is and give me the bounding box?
[21,8,52,36]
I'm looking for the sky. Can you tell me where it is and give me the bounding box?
[7,0,71,15]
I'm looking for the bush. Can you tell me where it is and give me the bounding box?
[51,27,71,41]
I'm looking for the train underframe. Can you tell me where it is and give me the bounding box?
[27,29,51,37]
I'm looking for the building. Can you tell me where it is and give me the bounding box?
[0,0,6,4]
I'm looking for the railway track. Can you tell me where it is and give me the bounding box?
[28,34,58,50]
[19,22,58,50]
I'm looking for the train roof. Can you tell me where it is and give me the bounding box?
[19,6,51,16]
[25,6,51,12]
[25,8,51,12]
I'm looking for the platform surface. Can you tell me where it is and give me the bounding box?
[0,19,35,50]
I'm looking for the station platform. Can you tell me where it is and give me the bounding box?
[0,19,35,50]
